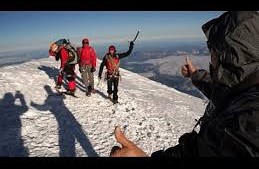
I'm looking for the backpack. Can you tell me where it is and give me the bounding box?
[54,39,79,65]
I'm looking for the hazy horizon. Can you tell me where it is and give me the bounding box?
[0,11,224,52]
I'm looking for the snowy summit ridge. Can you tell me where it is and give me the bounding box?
[0,57,206,157]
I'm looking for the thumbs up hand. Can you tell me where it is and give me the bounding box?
[110,126,148,157]
[181,55,197,78]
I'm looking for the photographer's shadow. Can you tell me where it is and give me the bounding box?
[0,91,29,156]
[31,85,98,157]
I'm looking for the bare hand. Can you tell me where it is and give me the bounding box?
[110,126,148,157]
[181,55,197,77]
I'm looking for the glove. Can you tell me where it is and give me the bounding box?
[91,67,96,72]
[130,41,134,47]
[178,131,198,145]
[151,144,182,157]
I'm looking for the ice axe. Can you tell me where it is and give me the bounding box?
[128,31,140,43]
[96,77,101,87]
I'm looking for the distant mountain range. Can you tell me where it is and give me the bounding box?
[119,40,210,99]
[0,48,48,67]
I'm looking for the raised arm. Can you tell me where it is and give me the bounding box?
[118,42,134,59]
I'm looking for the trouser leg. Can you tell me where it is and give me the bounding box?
[80,65,90,92]
[113,77,119,102]
[89,67,94,90]
[66,65,76,92]
[67,76,76,92]
[57,72,63,86]
[107,77,113,95]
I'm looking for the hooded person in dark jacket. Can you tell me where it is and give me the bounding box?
[109,11,259,157]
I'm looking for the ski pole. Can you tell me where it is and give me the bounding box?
[97,77,101,87]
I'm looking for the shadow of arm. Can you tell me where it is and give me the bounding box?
[30,101,49,111]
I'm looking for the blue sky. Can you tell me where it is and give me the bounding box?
[0,11,224,52]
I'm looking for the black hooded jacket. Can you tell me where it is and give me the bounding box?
[152,11,259,157]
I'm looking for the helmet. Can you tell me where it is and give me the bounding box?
[109,45,116,52]
[50,43,58,52]
[82,38,89,45]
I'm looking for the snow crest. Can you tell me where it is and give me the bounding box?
[0,58,206,156]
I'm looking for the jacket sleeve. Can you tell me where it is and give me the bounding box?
[60,48,68,69]
[151,131,199,157]
[98,56,106,78]
[91,48,97,68]
[191,69,213,99]
[118,43,134,59]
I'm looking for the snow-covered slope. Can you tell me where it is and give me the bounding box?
[0,57,206,157]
